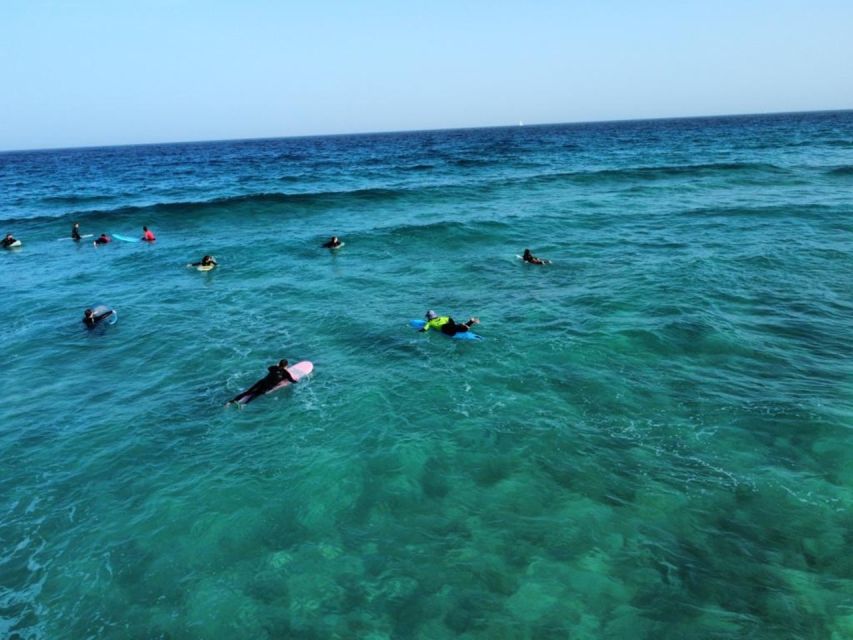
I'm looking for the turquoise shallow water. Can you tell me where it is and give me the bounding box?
[1,112,852,638]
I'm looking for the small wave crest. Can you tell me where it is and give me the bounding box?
[581,161,786,182]
[41,194,119,206]
[1,186,421,225]
[825,165,853,177]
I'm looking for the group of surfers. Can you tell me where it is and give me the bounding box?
[8,226,551,266]
[231,309,479,405]
[223,241,550,402]
[13,221,551,404]
[85,224,156,245]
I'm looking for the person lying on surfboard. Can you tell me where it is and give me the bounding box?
[322,236,342,248]
[2,233,18,248]
[522,248,549,265]
[82,308,114,328]
[276,360,298,381]
[227,361,298,405]
[94,233,111,245]
[189,255,217,268]
[419,310,480,336]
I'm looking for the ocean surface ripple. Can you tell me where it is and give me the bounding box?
[1,111,852,639]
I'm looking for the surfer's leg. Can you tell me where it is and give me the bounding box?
[228,392,247,404]
[441,323,458,336]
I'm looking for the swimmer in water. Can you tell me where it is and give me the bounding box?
[419,310,479,336]
[82,308,114,329]
[321,236,342,249]
[227,361,297,405]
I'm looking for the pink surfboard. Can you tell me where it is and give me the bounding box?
[268,361,313,393]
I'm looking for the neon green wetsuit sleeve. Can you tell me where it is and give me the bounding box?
[423,317,450,332]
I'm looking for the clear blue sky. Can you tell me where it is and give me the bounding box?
[2,0,851,150]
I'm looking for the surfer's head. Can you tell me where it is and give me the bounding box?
[84,308,93,317]
[425,310,437,320]
[278,359,289,369]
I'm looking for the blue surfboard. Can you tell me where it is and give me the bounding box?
[112,233,140,243]
[409,319,483,340]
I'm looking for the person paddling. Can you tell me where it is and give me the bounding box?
[82,307,114,328]
[521,248,549,265]
[419,310,479,336]
[227,361,297,405]
[189,255,217,268]
[322,236,342,249]
[94,233,111,245]
[2,233,18,248]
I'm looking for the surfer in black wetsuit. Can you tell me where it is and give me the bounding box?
[322,236,342,249]
[2,233,18,248]
[83,308,114,328]
[277,360,299,383]
[71,223,82,241]
[189,255,218,267]
[522,248,548,265]
[227,362,297,405]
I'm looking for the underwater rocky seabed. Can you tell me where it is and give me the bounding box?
[1,111,852,638]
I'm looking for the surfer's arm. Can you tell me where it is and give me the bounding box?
[94,310,114,322]
[421,318,443,333]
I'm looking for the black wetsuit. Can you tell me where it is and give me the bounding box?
[72,228,81,241]
[440,317,471,336]
[83,311,113,329]
[229,368,295,404]
[322,240,342,248]
[278,366,298,384]
[2,237,17,248]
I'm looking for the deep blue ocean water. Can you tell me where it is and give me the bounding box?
[1,112,852,639]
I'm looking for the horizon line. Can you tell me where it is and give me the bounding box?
[2,107,851,155]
